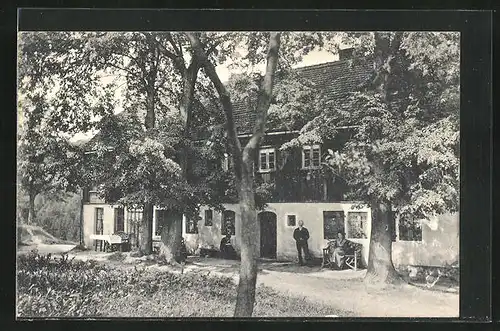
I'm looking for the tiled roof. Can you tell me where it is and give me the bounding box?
[83,57,374,147]
[233,57,374,134]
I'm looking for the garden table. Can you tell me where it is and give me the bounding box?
[89,234,123,252]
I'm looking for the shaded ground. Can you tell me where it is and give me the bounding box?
[45,249,458,318]
[183,256,458,317]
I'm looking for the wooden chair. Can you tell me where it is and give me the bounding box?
[112,231,130,252]
[321,239,363,271]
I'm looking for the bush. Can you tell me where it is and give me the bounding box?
[107,252,126,262]
[17,250,348,317]
[17,250,237,317]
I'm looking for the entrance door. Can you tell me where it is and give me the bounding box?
[259,211,277,259]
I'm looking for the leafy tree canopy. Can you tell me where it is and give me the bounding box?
[284,32,459,222]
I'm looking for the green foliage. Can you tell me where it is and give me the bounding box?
[290,32,459,222]
[17,32,117,218]
[17,250,235,317]
[17,190,81,242]
[107,252,126,262]
[17,251,349,317]
[35,192,81,241]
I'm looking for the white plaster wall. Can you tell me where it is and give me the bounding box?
[189,202,371,265]
[187,205,241,254]
[392,213,459,267]
[83,202,459,267]
[82,204,120,248]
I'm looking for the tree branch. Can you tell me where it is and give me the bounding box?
[165,32,182,57]
[243,33,281,162]
[155,33,186,75]
[185,32,243,180]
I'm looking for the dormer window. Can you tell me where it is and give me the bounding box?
[259,148,276,172]
[302,144,321,169]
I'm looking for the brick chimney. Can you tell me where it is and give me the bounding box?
[339,47,354,61]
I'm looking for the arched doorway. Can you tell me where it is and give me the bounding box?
[258,211,277,259]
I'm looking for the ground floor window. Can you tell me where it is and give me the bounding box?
[156,209,168,235]
[114,208,124,232]
[286,214,297,227]
[95,207,104,234]
[127,208,142,228]
[204,209,213,226]
[185,217,199,234]
[398,219,423,241]
[222,210,236,235]
[125,208,142,247]
[346,211,368,239]
[323,211,345,239]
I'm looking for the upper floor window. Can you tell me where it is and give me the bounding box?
[259,148,276,172]
[302,144,321,169]
[89,186,103,204]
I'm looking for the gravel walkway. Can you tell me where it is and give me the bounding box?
[24,249,458,318]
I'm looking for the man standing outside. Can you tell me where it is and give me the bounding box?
[293,220,310,266]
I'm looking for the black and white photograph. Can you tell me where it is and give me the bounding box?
[17,29,461,318]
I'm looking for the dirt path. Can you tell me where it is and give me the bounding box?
[178,257,459,317]
[255,270,458,317]
[53,251,459,318]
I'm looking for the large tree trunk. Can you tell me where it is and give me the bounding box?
[234,165,259,317]
[365,201,402,285]
[187,31,281,317]
[160,56,200,264]
[140,80,156,256]
[27,190,36,225]
[139,203,153,255]
[159,210,183,265]
[364,32,405,286]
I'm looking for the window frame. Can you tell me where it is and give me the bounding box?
[285,214,297,227]
[323,210,346,240]
[155,209,167,236]
[302,144,322,169]
[346,211,369,239]
[397,218,423,242]
[114,207,125,233]
[95,207,104,234]
[126,207,142,236]
[204,209,213,226]
[222,210,236,236]
[185,216,199,234]
[258,147,277,173]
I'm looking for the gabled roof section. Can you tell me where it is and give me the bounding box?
[80,57,374,146]
[233,57,374,134]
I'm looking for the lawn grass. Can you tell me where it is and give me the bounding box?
[17,250,350,318]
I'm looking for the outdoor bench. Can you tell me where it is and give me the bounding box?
[321,239,363,271]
